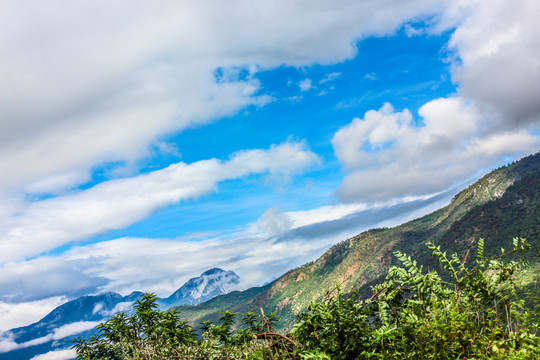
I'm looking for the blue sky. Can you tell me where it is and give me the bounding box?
[97,30,456,239]
[0,0,539,339]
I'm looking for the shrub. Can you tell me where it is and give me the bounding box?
[291,238,540,359]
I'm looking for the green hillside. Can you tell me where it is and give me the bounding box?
[176,152,540,330]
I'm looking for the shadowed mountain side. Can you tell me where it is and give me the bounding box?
[175,152,540,330]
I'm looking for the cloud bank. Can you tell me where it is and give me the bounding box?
[441,0,540,126]
[0,321,98,354]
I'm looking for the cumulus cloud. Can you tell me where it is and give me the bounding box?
[330,0,540,203]
[298,79,314,92]
[251,206,294,237]
[0,141,318,263]
[332,100,539,202]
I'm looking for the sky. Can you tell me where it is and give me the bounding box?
[0,0,540,336]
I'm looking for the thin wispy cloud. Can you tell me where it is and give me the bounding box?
[0,141,318,263]
[319,72,342,83]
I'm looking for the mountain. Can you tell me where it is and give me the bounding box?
[174,152,540,330]
[2,152,538,358]
[0,268,239,360]
[160,268,240,307]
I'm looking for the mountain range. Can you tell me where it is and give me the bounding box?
[0,268,239,360]
[1,152,538,359]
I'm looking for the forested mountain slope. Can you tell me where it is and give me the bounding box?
[176,152,540,330]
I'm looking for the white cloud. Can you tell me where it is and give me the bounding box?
[319,72,342,83]
[436,0,540,127]
[332,100,540,202]
[0,256,109,302]
[0,0,442,197]
[0,333,18,353]
[0,189,451,318]
[91,302,104,315]
[0,297,67,332]
[92,301,134,317]
[364,73,377,80]
[330,0,540,203]
[51,321,101,340]
[404,24,424,37]
[251,206,293,237]
[0,141,318,264]
[31,349,77,360]
[99,302,134,317]
[12,234,335,300]
[286,203,370,227]
[298,78,314,92]
[0,321,99,354]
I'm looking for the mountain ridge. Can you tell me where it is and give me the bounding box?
[173,152,540,330]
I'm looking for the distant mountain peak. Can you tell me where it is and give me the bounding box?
[162,268,240,307]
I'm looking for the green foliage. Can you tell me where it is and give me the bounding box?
[72,293,197,359]
[291,238,540,360]
[72,294,282,359]
[73,238,539,359]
